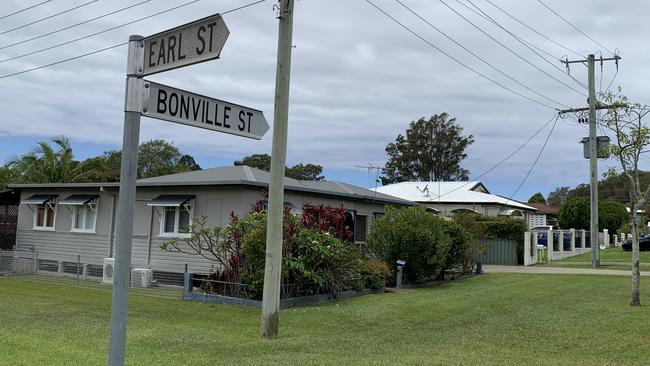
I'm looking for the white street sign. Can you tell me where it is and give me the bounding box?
[142,13,229,76]
[142,80,270,140]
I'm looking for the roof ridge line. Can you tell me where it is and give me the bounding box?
[242,166,256,181]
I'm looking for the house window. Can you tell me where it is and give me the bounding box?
[35,203,56,230]
[72,204,97,232]
[147,195,196,237]
[355,215,368,242]
[161,206,192,236]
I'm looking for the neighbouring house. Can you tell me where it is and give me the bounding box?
[8,165,414,284]
[526,203,560,228]
[373,181,536,220]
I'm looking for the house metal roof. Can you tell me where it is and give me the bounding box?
[373,181,535,211]
[9,166,414,206]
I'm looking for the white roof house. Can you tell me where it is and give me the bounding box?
[373,181,536,217]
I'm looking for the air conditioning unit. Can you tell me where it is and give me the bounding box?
[131,268,153,288]
[103,258,115,284]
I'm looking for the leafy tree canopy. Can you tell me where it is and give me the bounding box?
[241,153,325,181]
[381,113,474,185]
[557,196,628,232]
[528,192,546,203]
[0,137,201,186]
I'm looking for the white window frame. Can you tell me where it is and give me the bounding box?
[70,199,98,233]
[33,200,57,231]
[158,202,193,238]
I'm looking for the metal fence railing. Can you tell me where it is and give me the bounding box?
[0,250,185,300]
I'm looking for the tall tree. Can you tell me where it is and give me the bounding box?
[0,165,21,190]
[382,113,474,185]
[598,89,649,306]
[138,139,199,178]
[547,187,570,206]
[286,163,324,181]
[242,154,271,171]
[528,192,546,203]
[7,136,84,183]
[241,154,325,181]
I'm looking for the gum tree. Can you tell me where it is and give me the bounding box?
[599,89,650,306]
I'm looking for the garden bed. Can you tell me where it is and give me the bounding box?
[183,273,384,309]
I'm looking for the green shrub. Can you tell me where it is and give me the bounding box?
[599,200,629,233]
[359,259,392,289]
[559,197,630,233]
[366,206,454,283]
[440,219,474,274]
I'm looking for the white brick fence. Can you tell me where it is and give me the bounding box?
[524,229,616,266]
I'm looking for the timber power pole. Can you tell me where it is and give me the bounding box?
[261,0,295,339]
[559,53,621,269]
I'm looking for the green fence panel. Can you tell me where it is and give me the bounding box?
[475,239,518,265]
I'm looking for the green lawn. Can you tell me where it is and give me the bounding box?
[1,274,650,365]
[562,247,650,263]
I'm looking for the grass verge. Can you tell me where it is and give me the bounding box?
[1,274,649,365]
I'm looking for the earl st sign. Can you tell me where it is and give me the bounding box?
[142,13,229,76]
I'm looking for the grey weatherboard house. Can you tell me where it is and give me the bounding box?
[9,166,413,284]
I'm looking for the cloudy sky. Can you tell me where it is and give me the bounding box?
[0,0,647,201]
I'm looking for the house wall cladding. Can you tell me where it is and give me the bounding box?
[15,186,388,275]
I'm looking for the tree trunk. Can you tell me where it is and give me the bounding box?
[630,212,641,306]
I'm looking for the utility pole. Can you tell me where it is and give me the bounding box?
[261,0,295,339]
[587,54,598,268]
[108,35,143,366]
[560,53,621,269]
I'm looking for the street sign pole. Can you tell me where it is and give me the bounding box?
[108,35,144,366]
[261,0,294,339]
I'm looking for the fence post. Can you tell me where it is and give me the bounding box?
[581,230,586,249]
[33,251,38,278]
[546,229,553,262]
[76,255,81,286]
[603,229,609,248]
[570,229,576,253]
[524,232,531,266]
[558,230,564,256]
[533,232,539,264]
[183,272,192,300]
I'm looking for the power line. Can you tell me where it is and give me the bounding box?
[0,42,126,79]
[364,0,557,110]
[505,114,559,203]
[0,0,99,36]
[433,112,559,200]
[536,0,614,55]
[455,0,559,62]
[0,0,53,20]
[0,0,152,52]
[0,0,267,79]
[394,0,570,108]
[439,0,587,97]
[0,0,202,64]
[605,68,618,94]
[482,0,584,58]
[464,0,588,90]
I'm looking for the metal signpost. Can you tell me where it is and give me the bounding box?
[108,13,267,366]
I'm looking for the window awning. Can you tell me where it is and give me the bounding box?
[59,194,99,206]
[21,194,58,205]
[147,195,195,207]
[258,200,301,214]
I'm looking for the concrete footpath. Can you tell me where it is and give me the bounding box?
[484,265,650,277]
